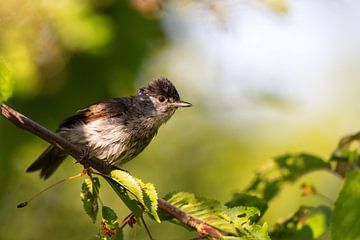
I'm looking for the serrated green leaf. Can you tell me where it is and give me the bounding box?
[331,170,360,240]
[96,206,122,240]
[226,193,268,219]
[135,178,160,223]
[102,206,118,231]
[0,60,13,102]
[80,177,100,223]
[246,153,331,200]
[250,223,270,240]
[271,205,331,240]
[162,192,270,239]
[222,206,260,229]
[110,170,144,206]
[107,172,160,223]
[105,177,142,220]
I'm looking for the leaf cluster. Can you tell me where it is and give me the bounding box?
[76,129,360,239]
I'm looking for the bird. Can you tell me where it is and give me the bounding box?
[26,77,192,179]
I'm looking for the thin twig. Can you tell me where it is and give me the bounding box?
[141,212,154,240]
[134,220,139,240]
[17,170,87,208]
[119,213,135,230]
[0,103,224,239]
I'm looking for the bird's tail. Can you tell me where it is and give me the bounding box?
[26,145,68,179]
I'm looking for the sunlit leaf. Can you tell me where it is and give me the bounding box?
[226,193,268,219]
[135,178,161,223]
[0,60,13,102]
[246,153,331,200]
[271,205,331,240]
[107,171,160,223]
[105,177,142,220]
[80,177,100,223]
[110,170,144,206]
[162,192,270,239]
[331,170,360,240]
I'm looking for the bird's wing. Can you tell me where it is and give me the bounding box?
[58,98,130,129]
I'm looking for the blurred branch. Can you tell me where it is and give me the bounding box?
[0,103,223,239]
[330,131,360,178]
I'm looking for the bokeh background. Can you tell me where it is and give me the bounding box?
[1,0,360,239]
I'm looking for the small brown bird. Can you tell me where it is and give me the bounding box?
[27,77,192,179]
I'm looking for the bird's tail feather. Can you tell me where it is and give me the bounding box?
[26,146,68,179]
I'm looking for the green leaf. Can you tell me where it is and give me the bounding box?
[110,170,144,206]
[107,171,160,223]
[162,192,270,239]
[0,60,13,102]
[113,230,124,240]
[135,178,161,223]
[80,177,100,223]
[331,170,360,240]
[221,237,243,240]
[105,175,142,220]
[102,206,118,232]
[95,206,123,240]
[271,205,331,240]
[246,153,331,200]
[226,193,268,219]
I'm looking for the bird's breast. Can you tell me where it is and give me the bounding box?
[59,118,158,165]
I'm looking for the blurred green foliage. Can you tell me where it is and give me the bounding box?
[0,59,13,102]
[331,170,360,240]
[245,153,331,201]
[271,205,331,240]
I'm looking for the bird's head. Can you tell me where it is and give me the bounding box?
[138,77,192,121]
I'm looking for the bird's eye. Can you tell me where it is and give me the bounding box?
[158,96,166,102]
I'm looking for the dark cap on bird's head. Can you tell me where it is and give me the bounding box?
[139,77,192,108]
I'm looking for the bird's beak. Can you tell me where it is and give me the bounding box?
[173,100,192,108]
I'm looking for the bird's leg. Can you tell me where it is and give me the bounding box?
[79,146,90,162]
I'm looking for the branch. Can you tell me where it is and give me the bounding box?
[0,103,223,239]
[0,103,115,173]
